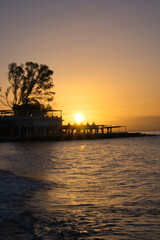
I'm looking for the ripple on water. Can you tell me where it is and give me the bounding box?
[0,137,160,239]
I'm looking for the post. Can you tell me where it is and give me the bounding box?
[26,126,29,137]
[101,125,104,134]
[19,126,21,137]
[43,127,46,137]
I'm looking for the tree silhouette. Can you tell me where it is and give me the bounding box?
[0,62,55,113]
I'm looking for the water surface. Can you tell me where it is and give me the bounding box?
[0,135,160,239]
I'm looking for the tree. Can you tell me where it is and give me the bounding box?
[0,62,55,114]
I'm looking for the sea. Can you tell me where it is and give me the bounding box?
[0,131,160,239]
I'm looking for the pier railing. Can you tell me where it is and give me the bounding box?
[0,109,62,119]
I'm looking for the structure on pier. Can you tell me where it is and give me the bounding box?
[0,109,125,140]
[0,109,62,140]
[61,123,124,134]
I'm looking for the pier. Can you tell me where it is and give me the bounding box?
[0,109,143,142]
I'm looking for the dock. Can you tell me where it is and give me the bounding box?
[0,109,145,142]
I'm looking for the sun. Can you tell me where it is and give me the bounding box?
[74,114,84,123]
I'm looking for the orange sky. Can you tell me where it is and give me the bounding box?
[0,0,160,130]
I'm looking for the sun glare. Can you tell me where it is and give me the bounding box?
[74,114,84,123]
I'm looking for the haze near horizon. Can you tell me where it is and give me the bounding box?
[0,0,160,130]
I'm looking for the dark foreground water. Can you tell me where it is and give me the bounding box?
[0,134,160,239]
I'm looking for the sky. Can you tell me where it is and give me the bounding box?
[0,0,160,130]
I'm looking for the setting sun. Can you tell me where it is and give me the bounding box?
[74,114,84,123]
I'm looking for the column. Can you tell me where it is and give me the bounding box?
[19,126,21,137]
